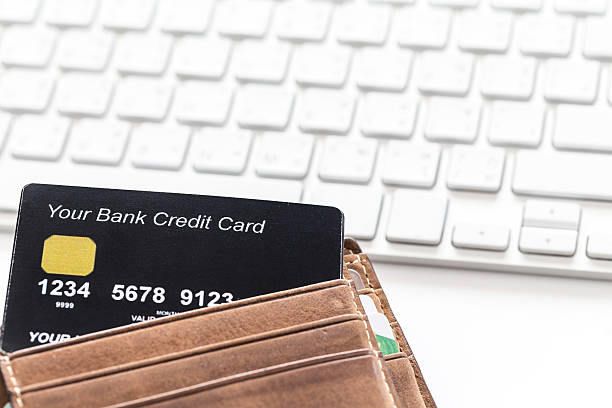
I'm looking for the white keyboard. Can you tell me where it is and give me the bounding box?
[1,0,612,280]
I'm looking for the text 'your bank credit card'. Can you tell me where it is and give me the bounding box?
[1,184,344,352]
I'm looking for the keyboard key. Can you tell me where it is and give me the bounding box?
[191,129,252,175]
[583,17,612,60]
[335,4,391,46]
[610,68,612,105]
[174,37,231,80]
[490,0,542,11]
[480,56,536,100]
[157,0,213,34]
[523,200,581,230]
[452,224,510,251]
[130,124,190,170]
[299,89,356,134]
[371,0,415,3]
[518,15,575,57]
[382,142,440,188]
[275,2,331,42]
[0,0,39,23]
[555,0,607,15]
[447,146,505,192]
[115,33,172,76]
[56,73,114,117]
[70,120,129,165]
[57,31,113,72]
[553,105,612,152]
[354,49,413,92]
[543,59,600,104]
[236,86,294,130]
[425,98,481,143]
[0,112,12,152]
[488,101,544,148]
[255,133,314,179]
[0,70,54,113]
[175,82,233,126]
[234,41,291,84]
[294,45,352,88]
[360,93,418,139]
[429,0,479,7]
[319,137,377,184]
[115,78,172,121]
[513,151,612,201]
[0,27,56,68]
[387,191,448,245]
[45,0,97,27]
[0,113,11,152]
[457,12,512,53]
[519,227,577,256]
[396,8,451,50]
[418,52,474,96]
[587,234,612,260]
[101,0,156,31]
[217,0,272,39]
[10,116,69,161]
[304,184,383,240]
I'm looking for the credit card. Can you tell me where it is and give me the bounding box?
[1,184,344,352]
[359,295,400,356]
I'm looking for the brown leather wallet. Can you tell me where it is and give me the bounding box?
[0,238,435,408]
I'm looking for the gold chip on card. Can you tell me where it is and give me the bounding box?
[41,235,96,276]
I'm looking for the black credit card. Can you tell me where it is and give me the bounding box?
[1,184,343,352]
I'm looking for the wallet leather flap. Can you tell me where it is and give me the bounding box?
[20,318,373,407]
[385,353,426,408]
[110,350,398,408]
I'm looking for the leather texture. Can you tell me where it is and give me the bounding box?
[115,351,395,408]
[0,239,435,407]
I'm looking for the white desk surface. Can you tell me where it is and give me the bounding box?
[1,231,611,407]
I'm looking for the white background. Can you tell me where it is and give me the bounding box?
[1,232,611,407]
[380,261,612,407]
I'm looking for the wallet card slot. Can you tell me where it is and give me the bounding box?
[6,280,358,389]
[384,353,426,408]
[358,290,384,313]
[20,314,369,393]
[384,352,408,362]
[345,254,382,290]
[21,318,370,408]
[104,349,399,408]
[347,268,367,290]
[346,255,405,353]
[18,317,379,408]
